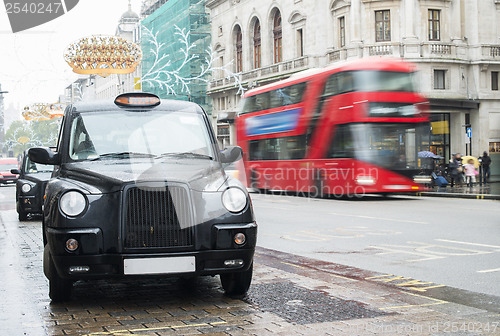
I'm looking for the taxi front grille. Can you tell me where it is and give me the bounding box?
[124,186,194,249]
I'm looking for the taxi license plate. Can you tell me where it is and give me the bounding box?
[124,256,195,275]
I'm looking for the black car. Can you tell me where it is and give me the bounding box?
[12,151,53,221]
[29,93,257,302]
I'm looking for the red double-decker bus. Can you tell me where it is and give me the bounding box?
[236,57,433,196]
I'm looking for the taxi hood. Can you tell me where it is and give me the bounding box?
[61,158,227,193]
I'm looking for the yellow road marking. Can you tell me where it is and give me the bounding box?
[281,261,306,269]
[381,292,448,310]
[84,321,227,336]
[365,274,395,279]
[365,274,446,292]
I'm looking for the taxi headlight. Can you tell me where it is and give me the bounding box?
[21,183,32,193]
[222,187,247,213]
[59,191,87,217]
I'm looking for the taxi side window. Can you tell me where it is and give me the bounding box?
[70,117,96,160]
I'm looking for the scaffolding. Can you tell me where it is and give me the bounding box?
[141,0,211,112]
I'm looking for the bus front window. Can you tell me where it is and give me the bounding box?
[351,123,430,170]
[355,71,417,92]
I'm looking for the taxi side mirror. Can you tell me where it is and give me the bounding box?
[220,146,243,164]
[10,169,20,175]
[28,147,60,165]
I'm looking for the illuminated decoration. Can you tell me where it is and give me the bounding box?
[17,136,30,144]
[64,35,142,77]
[140,25,245,96]
[22,103,65,121]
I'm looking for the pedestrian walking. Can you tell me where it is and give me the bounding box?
[463,158,477,187]
[449,153,463,187]
[479,151,491,184]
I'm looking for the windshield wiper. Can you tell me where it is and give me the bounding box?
[92,152,156,160]
[158,152,213,160]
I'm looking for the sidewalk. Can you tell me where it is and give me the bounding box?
[417,182,500,200]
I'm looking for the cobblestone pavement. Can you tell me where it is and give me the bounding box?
[1,208,499,336]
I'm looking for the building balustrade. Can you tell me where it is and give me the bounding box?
[429,43,452,55]
[368,44,394,56]
[209,43,500,91]
[209,56,309,89]
[486,45,500,57]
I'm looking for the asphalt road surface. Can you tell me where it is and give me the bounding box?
[1,184,500,335]
[251,191,500,298]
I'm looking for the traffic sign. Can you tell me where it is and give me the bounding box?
[466,127,472,138]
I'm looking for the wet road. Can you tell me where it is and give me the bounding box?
[252,192,500,297]
[1,184,499,335]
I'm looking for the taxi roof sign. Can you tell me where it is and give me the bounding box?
[114,93,160,107]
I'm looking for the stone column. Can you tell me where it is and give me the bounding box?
[402,0,417,41]
[348,0,363,58]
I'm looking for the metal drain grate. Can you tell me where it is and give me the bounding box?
[247,281,389,324]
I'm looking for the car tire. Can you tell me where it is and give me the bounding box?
[220,263,253,298]
[44,246,72,302]
[18,210,28,221]
[42,217,47,246]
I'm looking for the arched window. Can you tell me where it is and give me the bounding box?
[235,26,243,72]
[253,20,261,69]
[273,11,282,63]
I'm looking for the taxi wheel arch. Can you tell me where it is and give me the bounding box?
[44,245,72,302]
[220,262,253,298]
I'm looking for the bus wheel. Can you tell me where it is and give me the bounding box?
[250,170,259,190]
[44,246,72,302]
[313,170,325,198]
[220,263,253,298]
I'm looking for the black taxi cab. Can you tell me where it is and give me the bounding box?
[29,93,257,302]
[12,150,53,221]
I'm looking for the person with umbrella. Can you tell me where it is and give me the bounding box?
[463,158,478,187]
[448,153,463,187]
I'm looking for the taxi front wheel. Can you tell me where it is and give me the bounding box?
[44,246,72,302]
[220,262,253,298]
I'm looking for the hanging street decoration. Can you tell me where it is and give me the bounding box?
[22,103,65,121]
[63,35,142,77]
[139,25,245,96]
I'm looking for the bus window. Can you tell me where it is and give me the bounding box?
[249,135,306,160]
[282,82,307,105]
[241,82,307,114]
[338,72,355,94]
[327,125,355,159]
[322,71,416,97]
[323,73,341,97]
[255,93,270,111]
[355,71,415,92]
[284,135,306,159]
[241,96,256,114]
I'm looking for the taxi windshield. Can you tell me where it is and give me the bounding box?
[68,109,215,161]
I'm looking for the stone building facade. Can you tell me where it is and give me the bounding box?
[206,0,500,179]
